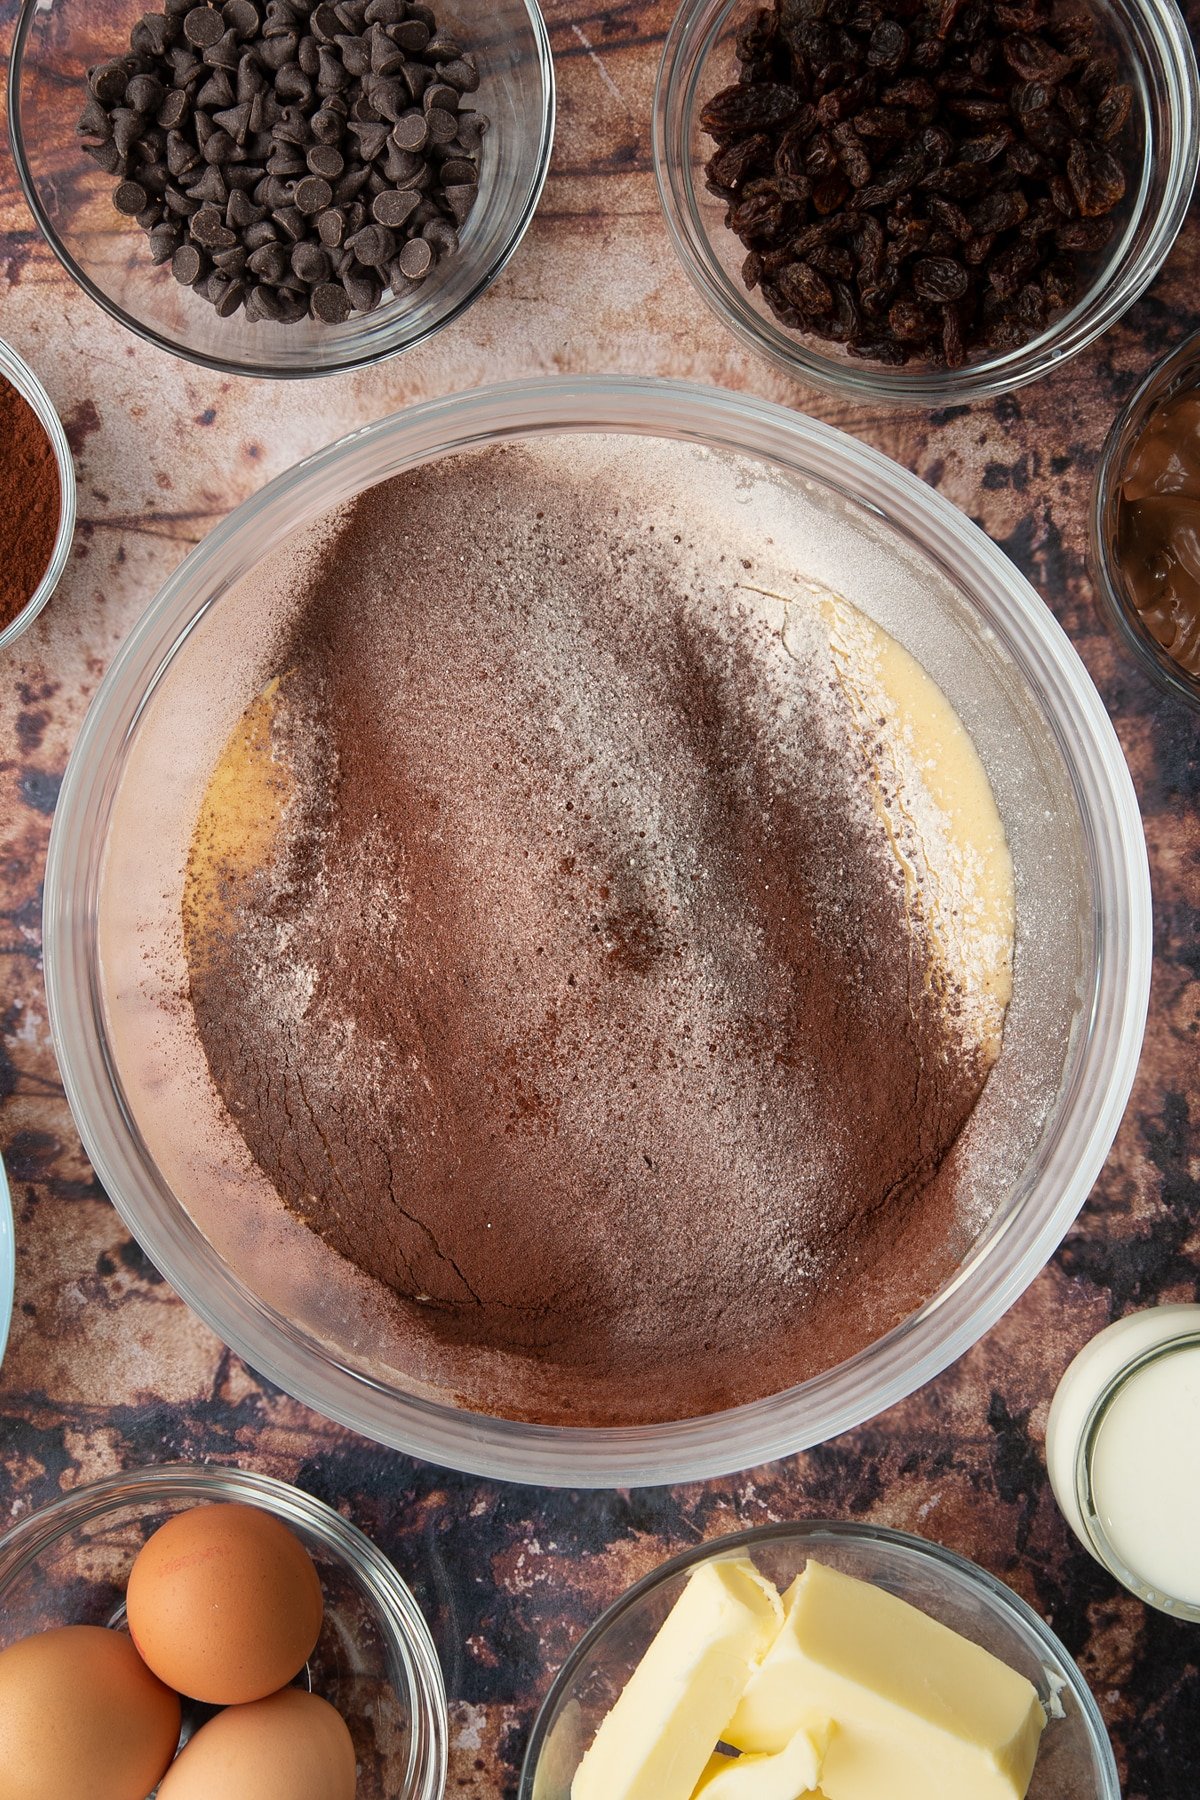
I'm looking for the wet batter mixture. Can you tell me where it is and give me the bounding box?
[180,437,1014,1425]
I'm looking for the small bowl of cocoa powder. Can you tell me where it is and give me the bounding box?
[0,339,76,651]
[654,0,1199,405]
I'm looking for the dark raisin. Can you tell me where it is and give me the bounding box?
[968,188,1027,232]
[912,253,968,300]
[729,188,790,241]
[1094,82,1132,142]
[1054,214,1115,252]
[928,194,971,238]
[736,6,779,60]
[707,132,773,193]
[942,300,966,365]
[1001,33,1075,84]
[701,81,804,139]
[778,258,835,311]
[811,170,852,210]
[888,295,937,339]
[881,76,935,106]
[987,236,1038,296]
[866,17,907,69]
[1066,139,1125,216]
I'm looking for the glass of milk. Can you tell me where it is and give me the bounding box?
[1046,1304,1200,1620]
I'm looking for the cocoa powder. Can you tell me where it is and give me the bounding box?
[184,438,995,1427]
[0,373,60,633]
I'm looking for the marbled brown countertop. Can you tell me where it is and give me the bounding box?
[1,0,1198,1793]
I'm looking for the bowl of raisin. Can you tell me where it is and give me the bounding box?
[654,0,1198,405]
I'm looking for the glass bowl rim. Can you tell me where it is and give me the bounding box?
[0,335,78,650]
[517,1518,1122,1800]
[651,0,1200,408]
[0,1460,449,1800]
[6,0,556,382]
[42,374,1151,1487]
[1089,324,1200,712]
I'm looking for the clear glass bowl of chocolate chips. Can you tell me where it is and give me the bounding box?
[654,0,1199,405]
[9,0,554,378]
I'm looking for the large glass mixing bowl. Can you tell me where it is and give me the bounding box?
[43,378,1151,1486]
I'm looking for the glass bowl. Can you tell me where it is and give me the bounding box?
[0,337,77,651]
[8,0,554,380]
[1090,326,1200,711]
[653,0,1199,407]
[0,1463,447,1800]
[518,1522,1121,1800]
[43,376,1151,1487]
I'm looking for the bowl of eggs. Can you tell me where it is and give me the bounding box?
[0,1463,446,1800]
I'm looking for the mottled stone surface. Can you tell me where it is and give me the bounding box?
[1,0,1198,1794]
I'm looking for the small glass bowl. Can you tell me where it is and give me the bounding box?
[0,337,77,651]
[8,0,554,380]
[653,0,1199,407]
[1090,327,1200,711]
[519,1522,1120,1800]
[0,1463,447,1800]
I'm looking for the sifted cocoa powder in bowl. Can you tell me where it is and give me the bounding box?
[0,373,60,633]
[182,438,1003,1426]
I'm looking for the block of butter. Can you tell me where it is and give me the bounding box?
[725,1560,1046,1800]
[692,1718,831,1798]
[571,1558,783,1800]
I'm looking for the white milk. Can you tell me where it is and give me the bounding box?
[1046,1305,1200,1617]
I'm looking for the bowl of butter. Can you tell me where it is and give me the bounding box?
[520,1521,1119,1800]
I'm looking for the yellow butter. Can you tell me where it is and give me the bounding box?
[724,1561,1045,1800]
[692,1718,830,1799]
[571,1559,784,1800]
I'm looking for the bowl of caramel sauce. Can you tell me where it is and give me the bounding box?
[1093,330,1200,709]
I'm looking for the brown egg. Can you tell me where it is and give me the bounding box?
[157,1688,356,1799]
[0,1624,181,1800]
[126,1503,324,1704]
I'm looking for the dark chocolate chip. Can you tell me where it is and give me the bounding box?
[184,5,225,46]
[190,203,236,245]
[310,279,352,319]
[126,72,166,112]
[370,185,420,228]
[421,213,457,255]
[390,17,429,51]
[305,143,344,177]
[391,109,428,151]
[248,239,290,279]
[424,105,457,145]
[172,240,206,281]
[189,164,229,204]
[291,239,332,281]
[243,217,281,247]
[343,264,382,309]
[316,205,347,245]
[396,234,431,278]
[294,173,333,211]
[437,57,477,94]
[346,220,395,263]
[442,181,476,225]
[90,58,134,104]
[272,202,307,238]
